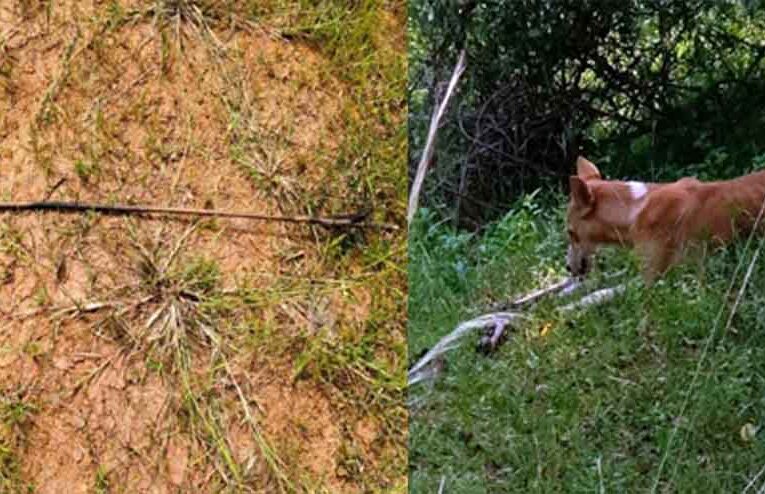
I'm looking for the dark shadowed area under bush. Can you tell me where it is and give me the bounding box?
[409,0,765,227]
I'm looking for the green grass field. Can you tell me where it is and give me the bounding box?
[408,195,765,493]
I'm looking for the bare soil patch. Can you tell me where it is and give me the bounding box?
[0,2,405,492]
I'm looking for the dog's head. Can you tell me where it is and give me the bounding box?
[565,156,604,277]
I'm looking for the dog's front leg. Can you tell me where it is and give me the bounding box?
[636,239,678,285]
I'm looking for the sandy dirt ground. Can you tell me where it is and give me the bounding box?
[0,2,406,492]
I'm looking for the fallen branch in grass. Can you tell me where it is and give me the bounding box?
[558,283,627,314]
[4,300,120,320]
[476,277,589,354]
[408,274,631,386]
[0,201,399,231]
[483,270,628,313]
[501,276,580,309]
[408,311,525,385]
[407,49,468,225]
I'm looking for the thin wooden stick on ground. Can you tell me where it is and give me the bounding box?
[0,201,399,231]
[484,270,627,313]
[511,277,579,307]
[477,278,582,354]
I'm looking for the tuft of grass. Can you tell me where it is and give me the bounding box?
[122,223,223,361]
[74,159,100,183]
[0,391,37,493]
[94,465,110,494]
[219,1,407,489]
[409,195,765,493]
[112,224,296,491]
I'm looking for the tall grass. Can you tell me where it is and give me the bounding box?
[409,193,765,493]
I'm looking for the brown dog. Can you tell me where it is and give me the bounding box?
[566,156,765,283]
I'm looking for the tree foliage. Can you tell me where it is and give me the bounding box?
[409,0,765,227]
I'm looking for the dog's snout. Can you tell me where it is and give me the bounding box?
[565,252,590,277]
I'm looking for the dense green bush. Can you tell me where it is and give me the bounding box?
[409,0,765,225]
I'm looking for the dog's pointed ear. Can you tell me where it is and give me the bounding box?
[576,156,601,181]
[569,176,593,208]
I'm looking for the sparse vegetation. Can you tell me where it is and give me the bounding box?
[0,390,36,493]
[0,0,406,492]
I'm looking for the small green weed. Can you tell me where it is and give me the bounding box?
[74,159,99,183]
[0,392,37,493]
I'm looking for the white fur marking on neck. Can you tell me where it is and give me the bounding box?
[627,181,648,199]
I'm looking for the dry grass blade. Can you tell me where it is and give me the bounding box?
[408,49,467,224]
[3,294,155,321]
[160,222,199,275]
[743,463,765,493]
[145,301,170,332]
[221,356,293,493]
[177,357,243,489]
[35,32,80,124]
[68,351,121,398]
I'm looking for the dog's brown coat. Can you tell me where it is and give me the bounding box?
[566,157,765,282]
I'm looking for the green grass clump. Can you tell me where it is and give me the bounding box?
[0,393,36,493]
[409,194,765,493]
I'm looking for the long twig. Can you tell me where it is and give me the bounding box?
[408,311,524,384]
[510,277,579,307]
[0,201,399,231]
[407,49,467,225]
[558,283,627,314]
[3,294,156,322]
[483,270,626,313]
[409,275,630,386]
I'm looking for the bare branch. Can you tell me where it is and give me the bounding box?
[408,49,467,225]
[0,201,398,231]
[409,274,631,386]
